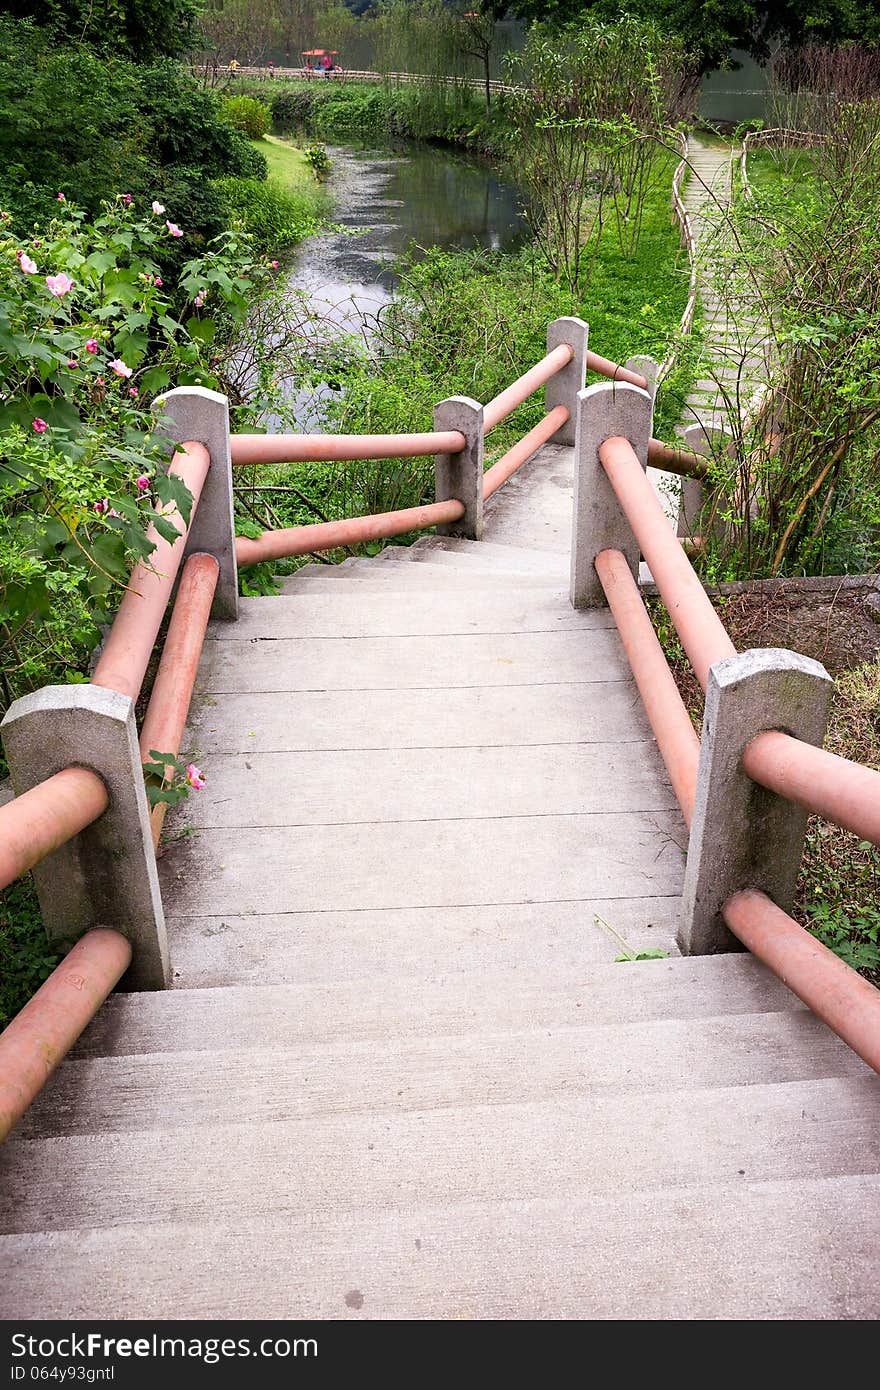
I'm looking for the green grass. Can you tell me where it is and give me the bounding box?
[255,134,316,192]
[744,146,817,197]
[0,876,61,1031]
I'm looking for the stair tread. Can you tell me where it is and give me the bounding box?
[4,1172,878,1318]
[70,955,811,1059]
[19,1010,866,1141]
[3,1077,878,1238]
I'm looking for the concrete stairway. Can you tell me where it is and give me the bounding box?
[2,498,879,1319]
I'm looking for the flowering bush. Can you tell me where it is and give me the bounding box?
[0,193,272,714]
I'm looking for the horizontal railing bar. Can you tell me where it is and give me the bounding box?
[599,435,736,690]
[91,442,211,703]
[236,496,465,567]
[723,889,880,1076]
[0,928,132,1142]
[595,549,700,826]
[647,438,709,481]
[0,767,109,893]
[230,430,466,466]
[483,344,574,433]
[586,351,648,391]
[139,553,220,851]
[482,407,570,500]
[743,729,880,848]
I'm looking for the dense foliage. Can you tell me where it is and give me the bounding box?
[0,19,266,247]
[1,0,199,60]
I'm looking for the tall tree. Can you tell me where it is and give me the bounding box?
[0,0,200,59]
[507,1,880,72]
[451,3,506,112]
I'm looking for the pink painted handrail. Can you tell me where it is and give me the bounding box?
[0,768,109,892]
[91,442,210,702]
[483,344,573,433]
[230,429,465,466]
[236,496,464,566]
[0,928,132,1142]
[139,552,220,850]
[599,434,736,690]
[743,730,880,848]
[586,351,649,390]
[483,407,570,499]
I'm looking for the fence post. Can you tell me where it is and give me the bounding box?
[433,395,484,540]
[570,381,653,609]
[678,647,833,956]
[546,316,589,445]
[154,386,238,620]
[1,685,170,990]
[625,354,660,400]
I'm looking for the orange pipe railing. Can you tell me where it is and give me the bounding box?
[595,549,700,826]
[0,928,132,1142]
[0,767,109,893]
[91,441,210,702]
[236,496,465,567]
[483,344,573,433]
[483,407,570,500]
[743,730,880,848]
[599,434,736,690]
[139,552,220,850]
[723,890,880,1074]
[647,438,709,480]
[230,428,465,466]
[586,351,648,390]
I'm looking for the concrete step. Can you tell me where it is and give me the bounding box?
[277,568,567,595]
[164,895,683,989]
[176,740,677,831]
[186,675,650,757]
[4,1172,879,1318]
[381,540,568,575]
[71,956,810,1060]
[196,626,631,693]
[220,589,604,641]
[4,1077,877,1236]
[18,1011,866,1142]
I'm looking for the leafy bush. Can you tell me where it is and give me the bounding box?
[270,88,315,133]
[0,194,274,718]
[304,144,333,180]
[215,178,320,254]
[223,94,271,140]
[0,19,268,248]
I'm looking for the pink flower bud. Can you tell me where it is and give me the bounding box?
[85,338,98,353]
[95,377,105,386]
[129,386,138,398]
[136,475,150,492]
[186,764,207,790]
[165,221,183,238]
[32,418,48,434]
[56,192,66,202]
[66,359,78,369]
[154,276,163,288]
[270,260,279,269]
[93,498,109,514]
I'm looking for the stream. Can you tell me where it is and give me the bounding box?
[284,142,528,427]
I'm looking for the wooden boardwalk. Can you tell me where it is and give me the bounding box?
[1,440,878,1320]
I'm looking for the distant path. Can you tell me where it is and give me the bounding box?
[677,137,765,438]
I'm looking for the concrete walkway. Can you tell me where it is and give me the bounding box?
[1,443,878,1319]
[679,138,767,437]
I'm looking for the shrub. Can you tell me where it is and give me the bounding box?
[0,19,268,248]
[222,94,271,140]
[304,144,333,180]
[215,178,320,254]
[0,195,274,719]
[270,88,316,133]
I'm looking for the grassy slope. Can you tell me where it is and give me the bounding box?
[257,134,315,191]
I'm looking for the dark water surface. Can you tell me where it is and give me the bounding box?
[290,142,528,337]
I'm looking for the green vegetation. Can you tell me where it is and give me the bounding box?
[223,94,272,139]
[0,876,59,1030]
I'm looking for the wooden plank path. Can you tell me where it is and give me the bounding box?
[1,439,879,1320]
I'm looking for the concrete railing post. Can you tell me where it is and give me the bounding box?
[679,648,833,956]
[1,686,170,989]
[625,355,660,400]
[433,395,484,540]
[546,316,589,445]
[154,386,238,620]
[570,381,653,609]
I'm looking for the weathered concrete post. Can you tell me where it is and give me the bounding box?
[570,381,653,609]
[679,647,833,956]
[154,386,238,620]
[433,395,485,540]
[625,354,661,399]
[1,685,170,989]
[546,316,589,445]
